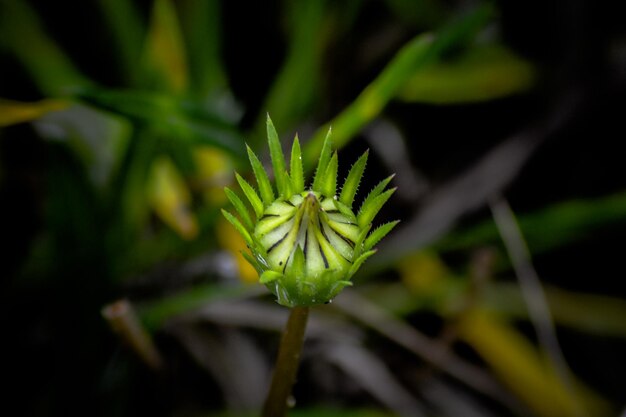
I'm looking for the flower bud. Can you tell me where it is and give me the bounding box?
[222,116,398,307]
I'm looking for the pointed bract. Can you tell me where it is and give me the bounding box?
[358,188,396,228]
[235,172,264,218]
[333,199,357,223]
[358,174,395,219]
[241,251,263,274]
[340,150,368,207]
[352,224,371,260]
[312,127,332,191]
[291,246,305,280]
[266,115,289,198]
[260,270,282,284]
[290,135,304,194]
[348,249,376,278]
[364,220,399,251]
[321,152,338,198]
[224,187,254,231]
[246,145,274,205]
[221,209,253,247]
[282,169,294,197]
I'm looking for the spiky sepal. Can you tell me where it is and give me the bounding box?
[222,115,398,307]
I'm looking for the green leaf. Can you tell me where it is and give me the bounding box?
[112,127,158,238]
[221,209,253,247]
[397,44,535,104]
[358,188,396,228]
[266,114,289,197]
[303,4,494,166]
[137,283,253,331]
[364,220,400,251]
[235,172,264,218]
[358,175,395,218]
[256,0,328,134]
[246,145,275,205]
[98,0,144,85]
[321,152,338,198]
[0,1,90,95]
[178,0,228,96]
[290,134,304,194]
[386,0,448,27]
[260,270,282,284]
[224,187,254,231]
[75,88,245,158]
[312,127,332,191]
[437,191,626,256]
[340,150,368,207]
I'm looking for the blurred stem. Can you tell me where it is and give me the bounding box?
[262,306,310,417]
[437,248,496,346]
[490,196,584,417]
[98,0,144,85]
[102,299,164,371]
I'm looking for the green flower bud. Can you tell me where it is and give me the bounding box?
[222,115,398,307]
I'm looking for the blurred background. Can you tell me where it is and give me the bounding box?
[1,0,626,416]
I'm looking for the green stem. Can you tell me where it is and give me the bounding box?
[262,306,310,417]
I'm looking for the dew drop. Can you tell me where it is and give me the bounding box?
[287,396,296,408]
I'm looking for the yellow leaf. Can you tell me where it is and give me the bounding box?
[216,216,258,284]
[143,0,188,93]
[193,146,232,206]
[147,156,198,239]
[398,251,449,295]
[0,98,68,127]
[457,309,611,417]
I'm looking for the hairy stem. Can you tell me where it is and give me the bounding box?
[262,306,310,417]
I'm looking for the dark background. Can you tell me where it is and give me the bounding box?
[1,1,625,416]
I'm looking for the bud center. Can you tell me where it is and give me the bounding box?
[254,191,360,277]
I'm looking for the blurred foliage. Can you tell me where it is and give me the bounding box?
[1,0,625,417]
[302,4,493,166]
[397,44,535,104]
[438,192,626,256]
